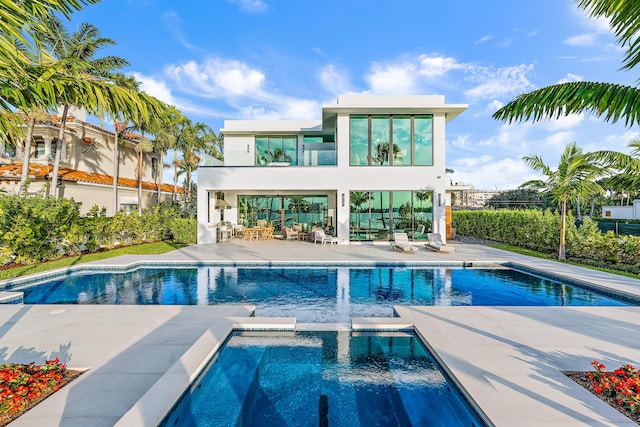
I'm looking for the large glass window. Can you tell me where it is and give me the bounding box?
[392,116,411,166]
[255,136,298,166]
[413,116,433,166]
[349,190,432,241]
[371,116,390,166]
[239,195,328,234]
[349,115,433,166]
[349,116,369,166]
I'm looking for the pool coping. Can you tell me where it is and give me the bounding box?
[115,317,296,427]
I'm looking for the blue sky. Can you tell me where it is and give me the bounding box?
[69,0,638,190]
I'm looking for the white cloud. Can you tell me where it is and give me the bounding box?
[451,156,535,190]
[474,36,493,44]
[417,54,468,77]
[557,73,583,84]
[365,62,417,94]
[227,0,267,14]
[319,64,351,95]
[165,58,267,99]
[538,113,584,132]
[564,33,598,47]
[464,64,535,100]
[133,72,177,105]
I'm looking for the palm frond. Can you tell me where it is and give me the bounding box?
[493,82,640,127]
[577,0,640,72]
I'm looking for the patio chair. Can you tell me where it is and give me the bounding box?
[426,233,455,253]
[262,226,274,240]
[284,226,299,240]
[392,232,418,253]
[313,228,338,245]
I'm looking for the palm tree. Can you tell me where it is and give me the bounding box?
[175,119,218,210]
[493,1,640,130]
[0,0,100,140]
[521,142,605,260]
[16,108,51,195]
[32,15,132,197]
[592,140,640,205]
[150,107,182,204]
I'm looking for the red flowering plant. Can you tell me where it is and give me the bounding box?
[0,357,67,414]
[588,360,640,415]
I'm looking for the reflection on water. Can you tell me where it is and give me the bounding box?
[16,267,631,322]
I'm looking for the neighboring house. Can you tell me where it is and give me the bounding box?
[0,108,181,215]
[450,183,502,208]
[197,94,467,244]
[602,200,640,220]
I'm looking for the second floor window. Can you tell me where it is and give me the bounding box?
[255,136,297,166]
[151,157,158,179]
[349,115,433,166]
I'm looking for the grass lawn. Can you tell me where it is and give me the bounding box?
[489,243,640,280]
[0,242,187,281]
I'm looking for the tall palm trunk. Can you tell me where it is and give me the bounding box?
[559,200,567,261]
[157,151,163,205]
[19,118,36,195]
[50,104,69,198]
[173,156,178,202]
[137,132,144,215]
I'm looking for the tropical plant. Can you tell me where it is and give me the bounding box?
[174,119,219,209]
[350,191,373,229]
[521,142,605,260]
[0,0,101,140]
[493,1,640,130]
[32,15,130,197]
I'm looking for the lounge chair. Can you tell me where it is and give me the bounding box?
[313,228,338,245]
[426,233,455,253]
[392,232,418,253]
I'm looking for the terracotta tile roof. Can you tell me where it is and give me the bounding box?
[0,162,183,193]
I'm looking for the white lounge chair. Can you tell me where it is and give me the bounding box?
[392,232,418,253]
[313,228,338,245]
[426,233,455,253]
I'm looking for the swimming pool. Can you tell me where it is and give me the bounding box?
[159,330,488,427]
[10,266,633,322]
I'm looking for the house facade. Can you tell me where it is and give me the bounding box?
[197,95,467,244]
[0,108,180,215]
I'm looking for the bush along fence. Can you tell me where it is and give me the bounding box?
[452,209,640,274]
[0,195,196,265]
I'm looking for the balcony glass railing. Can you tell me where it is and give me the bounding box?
[302,143,336,166]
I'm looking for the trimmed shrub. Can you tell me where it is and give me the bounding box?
[0,195,196,265]
[453,209,640,271]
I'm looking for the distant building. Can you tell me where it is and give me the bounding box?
[449,182,502,208]
[0,109,181,215]
[602,200,640,220]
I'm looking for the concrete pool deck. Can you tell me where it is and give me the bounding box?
[1,239,640,426]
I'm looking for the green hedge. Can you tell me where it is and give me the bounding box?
[453,209,640,272]
[0,195,196,265]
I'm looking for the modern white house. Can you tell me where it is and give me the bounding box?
[197,94,467,244]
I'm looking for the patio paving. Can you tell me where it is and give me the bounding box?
[1,239,639,426]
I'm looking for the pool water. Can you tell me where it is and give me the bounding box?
[160,331,488,427]
[13,267,631,322]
